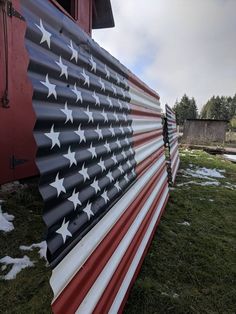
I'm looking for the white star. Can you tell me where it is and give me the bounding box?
[89,55,97,73]
[127,160,132,168]
[121,89,126,98]
[88,143,97,158]
[68,40,78,63]
[115,73,120,85]
[114,181,121,191]
[121,150,126,159]
[63,146,77,167]
[56,218,72,243]
[40,74,57,99]
[115,139,121,148]
[125,137,130,145]
[45,125,60,149]
[118,99,123,110]
[118,165,124,174]
[111,83,117,95]
[104,141,111,153]
[124,174,129,182]
[83,202,94,220]
[109,126,115,137]
[99,77,105,91]
[125,102,130,111]
[101,190,109,204]
[124,80,128,89]
[68,189,81,210]
[35,19,51,48]
[129,147,134,155]
[132,169,136,177]
[55,56,68,79]
[60,102,73,123]
[98,158,106,171]
[106,95,113,108]
[85,107,94,123]
[75,124,86,143]
[111,154,118,164]
[72,83,83,103]
[92,91,100,106]
[91,178,100,193]
[50,173,66,196]
[81,69,90,87]
[114,112,119,122]
[105,64,110,79]
[128,125,133,133]
[101,109,108,122]
[78,163,90,181]
[107,170,114,182]
[95,125,103,139]
[120,126,125,134]
[123,113,128,121]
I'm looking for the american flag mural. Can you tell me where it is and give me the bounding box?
[165,104,180,183]
[21,0,169,312]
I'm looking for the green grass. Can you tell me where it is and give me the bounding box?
[124,150,236,314]
[0,150,235,313]
[0,180,52,314]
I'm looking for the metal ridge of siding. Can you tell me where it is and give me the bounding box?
[165,104,180,184]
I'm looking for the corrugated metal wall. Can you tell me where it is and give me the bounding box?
[21,0,169,312]
[165,104,180,183]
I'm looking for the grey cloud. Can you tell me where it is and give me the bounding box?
[93,0,236,110]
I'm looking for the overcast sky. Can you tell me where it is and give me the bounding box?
[93,0,236,111]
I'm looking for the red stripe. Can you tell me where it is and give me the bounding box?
[136,148,165,177]
[94,181,169,313]
[117,193,169,314]
[130,104,161,119]
[133,130,163,148]
[129,74,160,100]
[52,164,167,313]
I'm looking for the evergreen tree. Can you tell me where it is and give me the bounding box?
[173,94,198,125]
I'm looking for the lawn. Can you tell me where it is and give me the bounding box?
[0,149,235,313]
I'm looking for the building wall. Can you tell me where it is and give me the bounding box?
[182,119,227,144]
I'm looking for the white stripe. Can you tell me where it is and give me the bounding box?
[135,137,164,164]
[109,187,169,314]
[51,157,166,300]
[129,84,161,113]
[132,119,162,134]
[170,141,178,155]
[76,174,168,313]
[172,157,180,182]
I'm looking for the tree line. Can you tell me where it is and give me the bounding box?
[173,94,236,126]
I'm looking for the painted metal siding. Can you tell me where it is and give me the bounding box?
[165,104,180,183]
[21,0,169,312]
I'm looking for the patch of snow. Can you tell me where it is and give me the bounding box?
[177,180,220,187]
[224,182,236,190]
[173,293,179,298]
[178,221,190,226]
[209,199,214,202]
[0,255,34,280]
[223,154,236,162]
[184,167,225,179]
[20,241,47,260]
[0,204,15,233]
